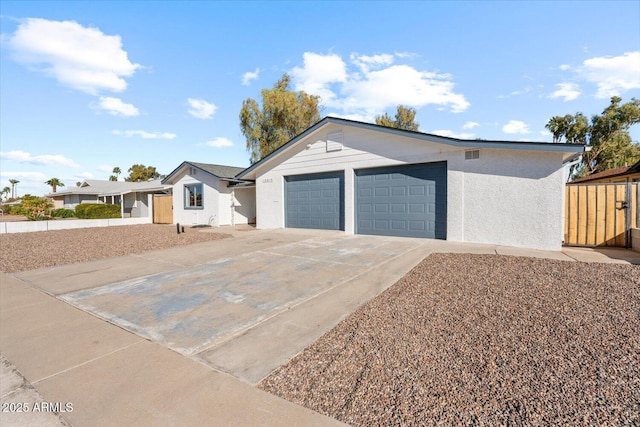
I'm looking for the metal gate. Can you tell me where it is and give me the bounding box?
[564,182,638,247]
[153,194,173,224]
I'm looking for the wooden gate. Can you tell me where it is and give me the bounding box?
[564,182,638,247]
[153,194,173,224]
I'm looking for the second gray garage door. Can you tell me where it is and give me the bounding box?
[285,172,344,230]
[356,162,447,239]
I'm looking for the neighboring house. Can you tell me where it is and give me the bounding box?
[237,116,588,251]
[48,179,172,218]
[161,161,255,227]
[568,160,640,184]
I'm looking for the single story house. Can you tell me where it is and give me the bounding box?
[48,179,172,218]
[161,161,255,227]
[569,160,640,184]
[237,117,588,251]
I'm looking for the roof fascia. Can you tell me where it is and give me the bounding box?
[162,161,221,185]
[237,117,588,179]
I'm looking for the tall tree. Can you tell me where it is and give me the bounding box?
[109,175,118,181]
[112,167,121,180]
[45,178,65,193]
[240,73,321,163]
[125,164,160,182]
[546,97,640,179]
[9,179,19,199]
[375,105,420,131]
[1,186,10,201]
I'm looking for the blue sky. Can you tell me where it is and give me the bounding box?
[1,1,639,197]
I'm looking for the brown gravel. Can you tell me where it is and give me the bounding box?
[0,224,231,273]
[259,253,640,426]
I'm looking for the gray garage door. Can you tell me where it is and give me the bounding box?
[285,172,344,230]
[356,162,447,238]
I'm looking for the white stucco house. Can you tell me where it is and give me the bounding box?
[237,117,588,251]
[161,161,256,227]
[48,179,171,218]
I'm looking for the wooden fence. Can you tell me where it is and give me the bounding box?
[564,182,638,247]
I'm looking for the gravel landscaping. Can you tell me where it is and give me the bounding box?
[0,224,230,273]
[259,253,640,426]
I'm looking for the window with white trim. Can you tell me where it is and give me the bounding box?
[184,183,203,209]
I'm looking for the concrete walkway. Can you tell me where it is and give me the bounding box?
[1,228,638,426]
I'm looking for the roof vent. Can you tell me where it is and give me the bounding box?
[465,149,480,160]
[327,131,343,152]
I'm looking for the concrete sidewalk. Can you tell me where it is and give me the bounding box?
[1,228,638,426]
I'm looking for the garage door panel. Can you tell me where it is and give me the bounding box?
[356,162,447,239]
[285,172,344,231]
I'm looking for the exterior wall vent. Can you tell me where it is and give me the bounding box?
[465,149,480,160]
[327,131,343,152]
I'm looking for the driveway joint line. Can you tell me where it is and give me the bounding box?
[255,250,367,267]
[194,241,426,358]
[31,340,146,385]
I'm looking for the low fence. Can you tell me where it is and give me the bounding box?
[0,217,152,234]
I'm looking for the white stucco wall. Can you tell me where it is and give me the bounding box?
[172,172,221,226]
[252,124,566,250]
[233,187,256,225]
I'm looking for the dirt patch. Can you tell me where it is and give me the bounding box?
[259,253,640,426]
[0,224,231,273]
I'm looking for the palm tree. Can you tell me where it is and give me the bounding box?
[9,179,19,199]
[112,167,121,181]
[45,178,65,193]
[1,186,9,202]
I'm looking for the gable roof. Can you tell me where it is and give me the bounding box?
[569,160,640,184]
[236,116,589,180]
[161,161,249,185]
[47,179,170,197]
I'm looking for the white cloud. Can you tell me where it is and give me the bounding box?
[0,171,47,181]
[559,64,571,71]
[113,130,176,139]
[75,172,95,179]
[292,51,469,118]
[548,82,581,101]
[242,68,260,86]
[7,18,140,94]
[204,137,234,148]
[187,98,217,119]
[292,52,348,105]
[0,150,79,167]
[462,121,479,130]
[430,129,475,139]
[502,120,531,135]
[350,53,395,73]
[580,51,640,98]
[96,97,139,117]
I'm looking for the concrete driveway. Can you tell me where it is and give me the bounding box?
[19,229,429,384]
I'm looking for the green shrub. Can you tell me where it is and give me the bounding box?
[13,196,53,220]
[75,203,121,219]
[0,205,12,214]
[51,208,76,218]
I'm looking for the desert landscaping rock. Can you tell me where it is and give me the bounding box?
[259,253,640,426]
[0,224,230,273]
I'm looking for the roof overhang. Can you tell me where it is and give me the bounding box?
[236,116,589,180]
